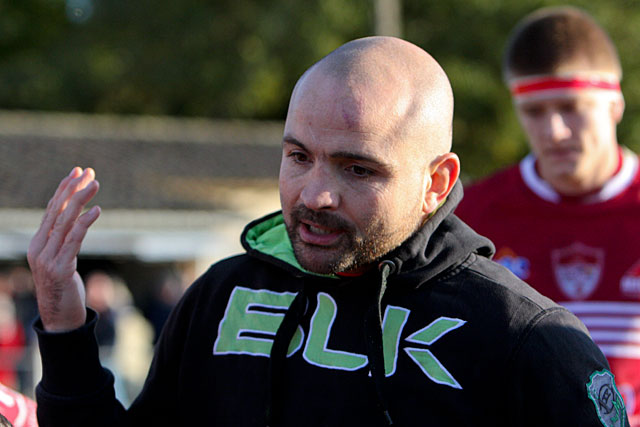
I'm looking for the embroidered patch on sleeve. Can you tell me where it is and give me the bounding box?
[587,370,627,427]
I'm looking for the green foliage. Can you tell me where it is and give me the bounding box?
[0,0,370,118]
[1,1,639,181]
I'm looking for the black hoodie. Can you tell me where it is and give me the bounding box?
[35,182,628,426]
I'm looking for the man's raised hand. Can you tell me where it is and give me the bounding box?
[27,167,101,332]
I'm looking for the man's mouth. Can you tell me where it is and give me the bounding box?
[308,224,333,235]
[542,146,581,161]
[545,145,580,155]
[298,221,344,246]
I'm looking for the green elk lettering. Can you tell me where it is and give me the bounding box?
[213,287,465,389]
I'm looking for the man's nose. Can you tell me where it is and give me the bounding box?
[300,166,340,211]
[546,112,572,142]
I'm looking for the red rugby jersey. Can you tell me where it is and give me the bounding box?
[456,147,640,425]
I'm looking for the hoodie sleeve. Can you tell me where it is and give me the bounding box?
[35,289,204,427]
[33,265,219,427]
[507,307,629,427]
[34,309,127,426]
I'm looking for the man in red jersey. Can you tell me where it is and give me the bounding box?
[456,6,640,425]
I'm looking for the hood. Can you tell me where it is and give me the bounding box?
[241,180,495,287]
[379,180,495,287]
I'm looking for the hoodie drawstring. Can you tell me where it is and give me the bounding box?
[364,260,396,426]
[267,288,307,426]
[267,260,396,426]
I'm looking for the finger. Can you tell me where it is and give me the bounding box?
[29,167,84,260]
[57,168,96,214]
[47,168,97,237]
[40,179,100,261]
[37,168,90,241]
[56,205,101,268]
[47,167,83,210]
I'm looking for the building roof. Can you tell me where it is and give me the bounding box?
[0,110,283,210]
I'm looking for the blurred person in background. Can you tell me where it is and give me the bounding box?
[85,271,153,407]
[110,274,154,404]
[85,271,117,352]
[0,274,34,426]
[456,6,640,425]
[0,293,25,392]
[7,268,38,396]
[143,271,184,343]
[7,268,38,346]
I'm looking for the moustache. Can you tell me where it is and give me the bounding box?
[290,205,353,232]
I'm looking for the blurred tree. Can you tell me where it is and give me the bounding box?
[0,0,638,181]
[0,0,370,118]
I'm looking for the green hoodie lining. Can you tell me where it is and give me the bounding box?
[245,198,447,280]
[245,214,337,279]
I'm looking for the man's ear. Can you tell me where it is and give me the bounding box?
[612,95,625,124]
[422,153,460,216]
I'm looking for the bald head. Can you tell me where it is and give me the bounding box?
[287,37,454,163]
[280,37,460,274]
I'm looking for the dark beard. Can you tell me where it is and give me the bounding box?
[284,204,415,275]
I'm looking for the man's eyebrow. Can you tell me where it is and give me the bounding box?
[329,150,386,166]
[283,135,389,168]
[282,135,306,150]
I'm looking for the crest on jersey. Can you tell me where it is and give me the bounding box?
[621,259,640,298]
[552,242,604,299]
[586,370,626,427]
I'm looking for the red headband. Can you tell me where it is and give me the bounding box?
[510,76,621,97]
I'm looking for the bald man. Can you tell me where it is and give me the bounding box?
[29,37,626,426]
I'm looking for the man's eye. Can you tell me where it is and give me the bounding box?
[559,102,579,114]
[289,152,309,163]
[348,165,373,177]
[523,106,544,117]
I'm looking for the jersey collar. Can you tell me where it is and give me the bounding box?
[519,147,638,204]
